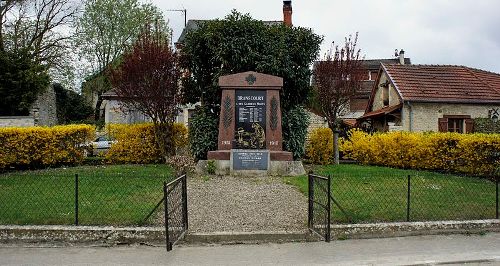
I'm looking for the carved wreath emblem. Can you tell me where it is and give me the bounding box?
[245,74,256,85]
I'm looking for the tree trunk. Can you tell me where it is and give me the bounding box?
[333,130,339,165]
[153,122,174,161]
[94,93,103,121]
[327,117,340,165]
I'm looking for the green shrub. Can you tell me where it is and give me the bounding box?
[306,127,333,165]
[207,160,216,175]
[474,118,500,133]
[282,105,310,160]
[189,106,218,160]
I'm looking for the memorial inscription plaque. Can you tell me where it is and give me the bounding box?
[234,90,266,149]
[232,150,269,170]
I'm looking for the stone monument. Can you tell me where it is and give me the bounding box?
[206,71,304,176]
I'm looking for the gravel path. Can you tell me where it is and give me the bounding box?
[186,175,307,233]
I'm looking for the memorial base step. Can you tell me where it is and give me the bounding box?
[208,150,293,161]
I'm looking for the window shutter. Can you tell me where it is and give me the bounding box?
[438,118,448,132]
[465,119,474,133]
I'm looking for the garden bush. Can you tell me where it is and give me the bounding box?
[0,124,94,169]
[341,129,500,176]
[305,127,333,165]
[188,107,218,160]
[106,123,188,164]
[283,106,310,160]
[474,118,500,133]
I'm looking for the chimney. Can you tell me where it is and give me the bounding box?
[399,49,405,65]
[283,1,292,26]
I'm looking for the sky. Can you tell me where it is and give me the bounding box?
[145,0,500,73]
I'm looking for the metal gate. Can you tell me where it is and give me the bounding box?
[308,173,331,242]
[164,174,188,251]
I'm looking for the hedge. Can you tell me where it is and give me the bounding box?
[341,130,500,176]
[106,123,188,164]
[0,125,94,169]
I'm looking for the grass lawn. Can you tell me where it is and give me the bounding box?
[285,164,498,223]
[0,164,173,226]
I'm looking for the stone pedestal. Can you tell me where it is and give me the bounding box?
[207,71,301,176]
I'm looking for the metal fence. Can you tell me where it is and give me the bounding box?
[328,171,499,224]
[308,173,331,242]
[164,174,188,251]
[0,171,168,226]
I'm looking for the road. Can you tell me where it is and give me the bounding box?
[2,233,500,265]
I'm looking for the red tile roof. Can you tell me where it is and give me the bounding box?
[383,64,500,103]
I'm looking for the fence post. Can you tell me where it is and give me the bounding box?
[496,179,499,219]
[164,181,171,251]
[308,173,313,229]
[326,175,331,243]
[407,175,411,222]
[75,174,79,226]
[182,175,188,231]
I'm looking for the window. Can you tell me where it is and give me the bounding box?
[447,118,464,133]
[438,115,473,133]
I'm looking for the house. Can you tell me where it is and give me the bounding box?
[100,89,149,124]
[175,1,291,49]
[341,50,412,126]
[307,50,411,132]
[100,89,198,126]
[358,64,500,132]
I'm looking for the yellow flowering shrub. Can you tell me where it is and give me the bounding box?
[105,123,188,164]
[305,127,333,165]
[0,124,94,169]
[341,129,500,176]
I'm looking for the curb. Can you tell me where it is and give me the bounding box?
[0,225,165,246]
[183,231,316,245]
[331,219,500,240]
[1,220,499,246]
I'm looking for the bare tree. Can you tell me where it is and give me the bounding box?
[0,0,21,51]
[313,33,365,164]
[1,0,79,86]
[110,26,181,159]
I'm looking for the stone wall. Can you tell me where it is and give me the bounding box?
[306,110,328,140]
[401,102,500,132]
[31,85,57,126]
[0,85,57,128]
[0,117,34,127]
